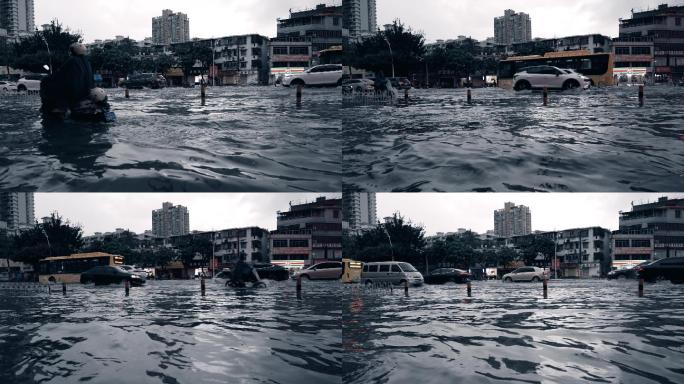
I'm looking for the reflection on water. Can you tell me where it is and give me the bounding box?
[343,280,684,384]
[0,87,341,192]
[343,87,684,192]
[0,280,342,384]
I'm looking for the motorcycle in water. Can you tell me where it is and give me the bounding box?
[224,277,267,289]
[40,72,116,123]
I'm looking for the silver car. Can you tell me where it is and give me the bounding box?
[361,262,424,286]
[503,267,548,282]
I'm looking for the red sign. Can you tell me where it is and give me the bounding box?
[656,66,672,74]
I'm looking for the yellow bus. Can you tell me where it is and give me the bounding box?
[341,259,363,284]
[498,51,615,89]
[38,252,125,284]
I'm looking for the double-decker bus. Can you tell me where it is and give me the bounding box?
[498,50,615,89]
[38,252,124,284]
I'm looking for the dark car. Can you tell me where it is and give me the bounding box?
[254,263,290,281]
[424,268,471,285]
[80,266,146,286]
[637,257,684,284]
[121,73,166,89]
[607,262,651,280]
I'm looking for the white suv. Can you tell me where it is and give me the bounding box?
[513,66,586,91]
[361,261,424,287]
[282,64,343,87]
[503,267,549,282]
[17,74,45,92]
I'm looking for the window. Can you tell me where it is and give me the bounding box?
[676,210,682,219]
[615,240,630,248]
[273,47,288,55]
[538,67,558,75]
[289,46,309,55]
[333,17,340,26]
[333,210,339,218]
[676,17,682,26]
[273,240,288,248]
[363,264,369,272]
[379,265,390,272]
[290,239,309,248]
[391,265,401,273]
[631,47,651,55]
[632,239,651,248]
[615,47,631,55]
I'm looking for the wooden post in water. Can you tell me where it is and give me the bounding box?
[404,280,409,297]
[296,274,302,299]
[125,279,130,297]
[467,281,472,297]
[467,88,472,104]
[543,277,548,299]
[639,278,644,297]
[201,276,206,296]
[543,87,548,106]
[639,85,644,107]
[404,88,409,103]
[296,84,303,105]
[125,88,129,99]
[62,282,66,296]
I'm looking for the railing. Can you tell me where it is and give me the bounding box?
[342,90,397,106]
[0,282,49,293]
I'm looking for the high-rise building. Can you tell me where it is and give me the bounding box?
[152,9,190,45]
[611,196,684,269]
[276,4,348,54]
[343,0,377,39]
[0,192,34,232]
[343,191,377,232]
[152,202,190,238]
[494,9,532,45]
[494,202,532,238]
[0,0,34,37]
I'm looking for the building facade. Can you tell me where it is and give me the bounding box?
[208,227,270,265]
[152,202,190,238]
[277,4,348,56]
[494,202,532,238]
[616,4,684,81]
[274,197,342,268]
[0,0,34,38]
[269,37,313,81]
[343,0,377,39]
[555,227,612,278]
[343,191,377,233]
[152,9,190,45]
[611,197,684,269]
[270,229,313,270]
[494,9,532,45]
[0,192,34,232]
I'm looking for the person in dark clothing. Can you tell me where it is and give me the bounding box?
[41,43,94,116]
[374,70,388,94]
[228,255,261,287]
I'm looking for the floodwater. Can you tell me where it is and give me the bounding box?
[0,87,341,192]
[0,280,342,384]
[342,86,684,192]
[343,279,684,384]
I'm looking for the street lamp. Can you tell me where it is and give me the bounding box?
[383,36,395,78]
[382,224,394,262]
[40,35,52,75]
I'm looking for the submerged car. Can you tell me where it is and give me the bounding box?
[637,257,684,284]
[253,263,290,281]
[281,64,343,87]
[513,65,586,91]
[0,80,17,92]
[121,73,166,89]
[342,79,375,94]
[388,77,412,90]
[17,74,46,92]
[293,262,343,281]
[502,267,548,282]
[361,261,424,286]
[424,268,471,285]
[607,262,650,280]
[80,266,146,286]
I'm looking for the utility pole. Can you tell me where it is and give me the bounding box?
[383,36,395,78]
[383,225,394,262]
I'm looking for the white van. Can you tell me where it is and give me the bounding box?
[361,261,424,287]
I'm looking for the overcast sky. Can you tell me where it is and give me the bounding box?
[34,0,678,43]
[377,193,684,235]
[35,193,337,236]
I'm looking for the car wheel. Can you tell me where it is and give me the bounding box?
[49,276,56,283]
[355,86,363,93]
[336,78,343,86]
[617,274,627,280]
[504,277,512,283]
[301,274,310,280]
[563,80,580,90]
[18,85,27,92]
[291,79,305,87]
[532,276,540,282]
[365,280,373,287]
[514,81,531,91]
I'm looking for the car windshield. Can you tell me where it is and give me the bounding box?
[398,263,417,272]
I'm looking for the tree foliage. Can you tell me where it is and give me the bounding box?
[11,213,84,267]
[11,20,82,73]
[345,213,426,266]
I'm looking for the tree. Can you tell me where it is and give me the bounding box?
[89,38,140,79]
[177,236,212,268]
[345,20,426,76]
[518,236,555,266]
[11,20,82,73]
[173,43,213,85]
[12,213,84,268]
[349,213,426,267]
